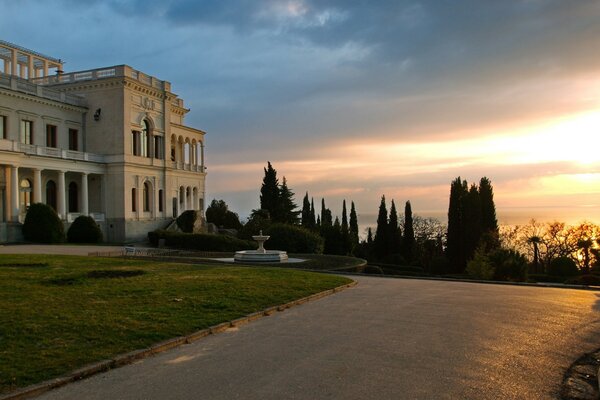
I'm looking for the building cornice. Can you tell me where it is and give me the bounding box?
[0,87,88,113]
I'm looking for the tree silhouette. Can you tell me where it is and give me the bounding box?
[402,200,415,263]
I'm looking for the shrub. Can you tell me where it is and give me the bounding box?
[22,203,64,243]
[466,247,494,280]
[489,248,528,282]
[176,210,197,233]
[205,199,242,229]
[565,275,600,286]
[67,215,103,243]
[148,230,255,252]
[528,274,565,283]
[430,256,451,275]
[547,256,579,277]
[265,223,324,254]
[239,209,271,240]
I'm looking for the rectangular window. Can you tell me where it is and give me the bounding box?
[0,116,6,139]
[46,125,57,147]
[154,136,163,159]
[131,188,137,212]
[158,189,164,212]
[68,129,78,151]
[20,120,32,144]
[132,131,140,156]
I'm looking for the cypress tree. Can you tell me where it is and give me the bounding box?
[388,199,401,256]
[349,201,359,248]
[367,227,373,244]
[447,177,468,272]
[341,200,352,255]
[464,183,482,261]
[479,177,499,248]
[373,195,388,259]
[278,177,299,224]
[260,161,279,219]
[341,200,349,233]
[320,198,332,227]
[301,192,311,227]
[402,200,415,263]
[310,198,316,228]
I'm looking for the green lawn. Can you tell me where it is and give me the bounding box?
[0,254,352,394]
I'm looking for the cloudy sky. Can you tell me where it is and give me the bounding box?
[1,0,599,225]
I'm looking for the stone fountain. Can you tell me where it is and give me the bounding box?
[234,230,288,263]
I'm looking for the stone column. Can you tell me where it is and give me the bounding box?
[43,60,48,77]
[33,169,42,203]
[200,142,205,171]
[11,166,19,221]
[11,48,18,76]
[28,55,34,79]
[81,172,89,215]
[57,171,66,219]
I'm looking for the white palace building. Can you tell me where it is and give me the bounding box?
[0,40,206,242]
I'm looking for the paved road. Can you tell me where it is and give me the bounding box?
[37,276,600,399]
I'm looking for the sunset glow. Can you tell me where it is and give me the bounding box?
[2,1,598,224]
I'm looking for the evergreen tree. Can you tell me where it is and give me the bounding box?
[323,217,344,255]
[402,200,415,263]
[349,201,359,248]
[387,199,401,256]
[301,192,311,227]
[277,177,299,224]
[341,200,352,255]
[341,200,349,233]
[367,227,373,243]
[260,161,279,219]
[447,177,468,272]
[320,198,332,227]
[464,184,482,261]
[310,198,316,228]
[373,195,389,259]
[316,215,321,228]
[479,177,499,248]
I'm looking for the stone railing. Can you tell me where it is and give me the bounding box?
[0,139,106,163]
[0,72,86,107]
[30,65,170,91]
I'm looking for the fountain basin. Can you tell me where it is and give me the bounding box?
[234,250,288,263]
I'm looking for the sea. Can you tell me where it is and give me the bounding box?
[357,206,600,237]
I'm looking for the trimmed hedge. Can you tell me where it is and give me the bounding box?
[67,215,103,243]
[265,224,324,254]
[148,230,255,252]
[528,274,565,283]
[22,203,64,243]
[565,275,600,286]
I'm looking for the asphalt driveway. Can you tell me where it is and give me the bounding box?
[34,275,600,399]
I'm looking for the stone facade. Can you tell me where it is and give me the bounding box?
[0,40,206,243]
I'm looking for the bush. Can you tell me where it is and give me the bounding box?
[265,223,324,254]
[148,230,255,252]
[22,203,64,243]
[547,256,579,277]
[430,255,451,275]
[565,275,600,286]
[489,249,528,282]
[528,274,565,283]
[239,209,271,240]
[176,210,197,233]
[205,199,242,229]
[67,215,103,243]
[466,247,494,280]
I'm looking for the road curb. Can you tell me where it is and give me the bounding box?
[0,280,357,400]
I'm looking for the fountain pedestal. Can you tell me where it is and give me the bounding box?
[234,231,288,263]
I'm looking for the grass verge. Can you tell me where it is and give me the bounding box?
[0,254,351,394]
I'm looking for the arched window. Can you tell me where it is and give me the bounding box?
[46,180,57,211]
[131,188,137,212]
[143,182,150,212]
[68,182,78,212]
[20,179,32,211]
